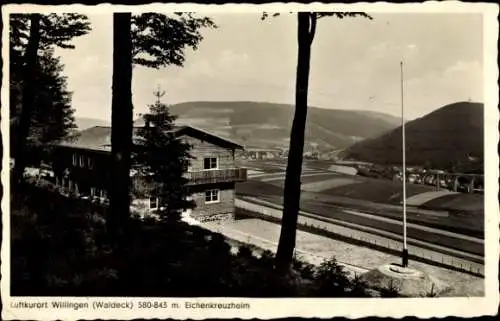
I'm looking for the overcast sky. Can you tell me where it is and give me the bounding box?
[53,12,483,121]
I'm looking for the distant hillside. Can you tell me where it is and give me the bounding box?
[75,117,110,130]
[340,101,484,171]
[168,101,401,151]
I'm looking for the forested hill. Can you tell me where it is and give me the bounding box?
[340,101,484,172]
[75,117,110,130]
[167,101,401,150]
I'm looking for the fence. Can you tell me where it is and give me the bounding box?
[235,198,485,277]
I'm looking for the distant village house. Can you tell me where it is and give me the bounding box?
[237,147,283,160]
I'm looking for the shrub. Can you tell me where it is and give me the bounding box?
[292,260,316,280]
[313,257,352,297]
[380,279,401,298]
[236,246,253,258]
[11,184,376,297]
[349,273,371,297]
[426,283,438,297]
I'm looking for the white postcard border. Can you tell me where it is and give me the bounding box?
[1,2,499,320]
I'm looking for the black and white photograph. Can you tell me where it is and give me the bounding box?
[1,2,499,320]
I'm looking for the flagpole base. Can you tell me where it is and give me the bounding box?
[402,248,409,267]
[361,263,448,297]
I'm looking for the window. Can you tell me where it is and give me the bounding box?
[79,155,85,167]
[88,157,93,169]
[72,154,78,166]
[205,189,220,204]
[90,187,96,197]
[203,157,218,170]
[149,197,158,210]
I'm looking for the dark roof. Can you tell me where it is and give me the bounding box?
[57,125,244,152]
[174,126,244,150]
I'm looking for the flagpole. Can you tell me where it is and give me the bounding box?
[401,61,408,267]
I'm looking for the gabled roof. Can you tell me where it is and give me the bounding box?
[57,125,244,152]
[174,125,244,150]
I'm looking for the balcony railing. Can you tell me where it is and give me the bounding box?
[184,168,247,186]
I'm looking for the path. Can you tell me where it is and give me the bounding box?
[197,218,484,296]
[201,220,369,277]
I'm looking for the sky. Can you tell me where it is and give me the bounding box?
[53,12,483,122]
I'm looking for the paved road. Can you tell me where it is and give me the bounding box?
[235,198,484,276]
[301,200,483,256]
[236,173,483,259]
[238,195,483,259]
[201,219,369,278]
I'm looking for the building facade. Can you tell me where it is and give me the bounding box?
[51,125,247,222]
[236,147,283,160]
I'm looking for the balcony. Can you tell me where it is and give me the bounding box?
[185,168,247,186]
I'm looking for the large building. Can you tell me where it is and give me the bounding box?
[51,125,247,222]
[237,147,283,160]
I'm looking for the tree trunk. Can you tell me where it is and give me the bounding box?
[109,13,133,232]
[275,13,314,273]
[11,14,41,189]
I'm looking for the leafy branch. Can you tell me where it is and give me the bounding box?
[131,13,217,68]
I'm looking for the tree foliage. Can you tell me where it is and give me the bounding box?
[314,257,351,296]
[262,11,372,44]
[262,11,372,21]
[11,14,43,188]
[131,13,217,68]
[133,98,195,222]
[11,49,77,164]
[10,13,90,185]
[10,13,91,50]
[108,12,216,227]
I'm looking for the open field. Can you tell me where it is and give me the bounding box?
[235,159,485,269]
[304,195,484,237]
[242,158,483,210]
[420,193,485,213]
[236,180,484,238]
[238,159,327,173]
[267,172,437,204]
[320,179,436,204]
[301,177,359,192]
[239,158,484,217]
